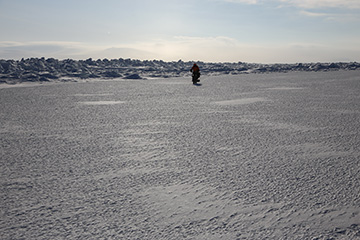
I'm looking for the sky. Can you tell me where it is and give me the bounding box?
[0,0,359,63]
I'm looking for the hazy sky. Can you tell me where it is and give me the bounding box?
[1,0,359,63]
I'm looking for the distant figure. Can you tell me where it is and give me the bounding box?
[190,63,200,84]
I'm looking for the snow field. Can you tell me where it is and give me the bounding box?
[1,70,359,239]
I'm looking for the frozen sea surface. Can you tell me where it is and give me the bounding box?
[1,71,360,239]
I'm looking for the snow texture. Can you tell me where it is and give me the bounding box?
[1,70,360,239]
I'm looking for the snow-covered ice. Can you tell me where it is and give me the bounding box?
[1,58,360,84]
[1,70,360,239]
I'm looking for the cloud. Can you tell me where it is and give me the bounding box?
[94,47,155,60]
[127,36,246,61]
[298,10,359,22]
[223,0,360,9]
[280,0,360,9]
[0,41,163,60]
[0,41,92,59]
[224,0,259,4]
[1,38,360,63]
[299,10,332,17]
[125,36,360,63]
[222,0,360,21]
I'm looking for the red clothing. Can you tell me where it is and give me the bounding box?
[191,64,200,72]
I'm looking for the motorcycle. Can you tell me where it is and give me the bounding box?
[192,71,200,84]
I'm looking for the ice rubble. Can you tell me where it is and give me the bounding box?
[1,57,360,84]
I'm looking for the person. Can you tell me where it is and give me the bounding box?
[190,63,200,83]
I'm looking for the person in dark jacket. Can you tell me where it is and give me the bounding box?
[190,63,200,83]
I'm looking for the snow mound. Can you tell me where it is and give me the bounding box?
[123,73,143,80]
